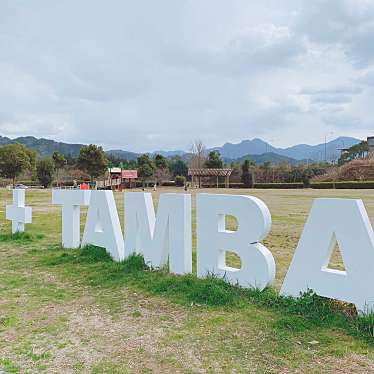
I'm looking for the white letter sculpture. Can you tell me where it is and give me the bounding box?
[196,194,275,290]
[6,189,32,233]
[281,198,374,313]
[82,191,124,261]
[52,189,91,248]
[124,192,192,274]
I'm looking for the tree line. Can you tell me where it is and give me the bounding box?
[0,143,190,188]
[0,141,330,188]
[0,143,109,188]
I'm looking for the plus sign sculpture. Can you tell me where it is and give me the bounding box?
[6,189,32,233]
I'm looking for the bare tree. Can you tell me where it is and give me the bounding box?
[190,140,206,188]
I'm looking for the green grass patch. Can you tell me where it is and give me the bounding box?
[0,231,44,242]
[0,358,19,373]
[2,189,374,371]
[43,245,374,343]
[91,361,129,374]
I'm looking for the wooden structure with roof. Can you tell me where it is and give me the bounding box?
[96,168,138,190]
[188,168,232,188]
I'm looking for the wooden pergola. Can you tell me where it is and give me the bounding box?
[188,168,233,188]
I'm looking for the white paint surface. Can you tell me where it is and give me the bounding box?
[196,193,275,290]
[124,192,192,274]
[281,198,374,312]
[17,189,374,313]
[52,189,91,248]
[82,191,124,261]
[6,189,32,233]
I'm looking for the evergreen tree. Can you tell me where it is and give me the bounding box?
[77,144,108,181]
[137,154,155,186]
[52,151,67,187]
[205,151,223,168]
[36,158,55,188]
[169,157,188,177]
[241,159,255,188]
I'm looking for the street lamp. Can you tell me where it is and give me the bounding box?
[108,160,113,188]
[119,161,124,190]
[324,132,334,162]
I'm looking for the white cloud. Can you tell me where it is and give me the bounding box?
[0,0,373,151]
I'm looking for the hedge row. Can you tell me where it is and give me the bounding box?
[201,183,245,188]
[164,181,374,189]
[60,180,374,189]
[311,181,374,189]
[254,181,374,189]
[15,180,43,187]
[254,183,304,189]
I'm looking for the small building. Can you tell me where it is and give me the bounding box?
[97,168,138,190]
[188,168,232,188]
[109,168,138,189]
[108,168,137,179]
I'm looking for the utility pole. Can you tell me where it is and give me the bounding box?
[324,135,327,162]
[324,132,334,162]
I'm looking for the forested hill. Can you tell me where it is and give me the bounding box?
[0,135,362,164]
[232,152,309,165]
[0,136,84,157]
[0,135,143,160]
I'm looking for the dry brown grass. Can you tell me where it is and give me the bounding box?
[313,156,374,182]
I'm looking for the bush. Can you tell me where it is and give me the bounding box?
[161,181,176,187]
[228,183,244,188]
[302,173,311,187]
[175,175,186,187]
[310,182,335,189]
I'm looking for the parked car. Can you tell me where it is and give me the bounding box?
[14,184,29,189]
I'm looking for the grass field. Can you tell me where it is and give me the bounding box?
[0,187,374,373]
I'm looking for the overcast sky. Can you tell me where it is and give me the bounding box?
[1,0,374,152]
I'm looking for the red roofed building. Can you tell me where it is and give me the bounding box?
[108,168,138,180]
[96,168,138,190]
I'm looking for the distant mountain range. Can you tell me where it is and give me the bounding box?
[0,135,84,157]
[211,136,359,162]
[0,135,361,164]
[152,150,186,157]
[231,152,310,165]
[104,149,139,161]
